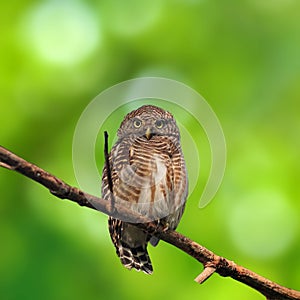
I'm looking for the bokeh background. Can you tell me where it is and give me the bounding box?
[1,0,300,299]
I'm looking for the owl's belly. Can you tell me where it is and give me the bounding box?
[113,146,173,221]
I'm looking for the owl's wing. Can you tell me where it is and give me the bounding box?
[103,141,154,274]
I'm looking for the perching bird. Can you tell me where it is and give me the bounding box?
[102,105,188,274]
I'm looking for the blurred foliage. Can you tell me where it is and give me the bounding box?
[1,0,300,299]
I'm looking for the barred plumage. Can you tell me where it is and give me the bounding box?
[102,105,188,274]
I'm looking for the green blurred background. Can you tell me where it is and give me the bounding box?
[1,0,300,299]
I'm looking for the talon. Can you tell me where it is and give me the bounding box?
[162,223,170,232]
[146,221,159,234]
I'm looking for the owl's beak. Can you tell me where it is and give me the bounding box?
[145,127,153,140]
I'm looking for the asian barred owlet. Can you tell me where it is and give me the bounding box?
[102,105,188,274]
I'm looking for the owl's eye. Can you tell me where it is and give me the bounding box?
[155,119,165,129]
[133,119,142,128]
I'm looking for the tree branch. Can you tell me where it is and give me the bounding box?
[0,145,299,300]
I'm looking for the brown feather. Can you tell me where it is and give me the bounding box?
[102,105,188,274]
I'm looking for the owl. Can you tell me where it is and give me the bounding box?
[102,105,188,274]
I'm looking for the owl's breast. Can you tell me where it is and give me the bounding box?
[103,135,187,222]
[129,138,172,177]
[112,136,173,207]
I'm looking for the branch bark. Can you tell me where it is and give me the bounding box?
[0,145,299,300]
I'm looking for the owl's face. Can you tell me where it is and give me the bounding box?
[117,105,180,140]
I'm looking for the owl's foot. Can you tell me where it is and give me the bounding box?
[161,223,170,232]
[147,220,169,247]
[147,220,169,234]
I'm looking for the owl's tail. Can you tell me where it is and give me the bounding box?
[119,241,153,275]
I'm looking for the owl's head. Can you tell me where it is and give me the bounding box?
[117,105,180,140]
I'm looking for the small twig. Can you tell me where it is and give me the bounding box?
[104,131,115,213]
[195,265,217,284]
[0,161,14,170]
[0,145,300,300]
